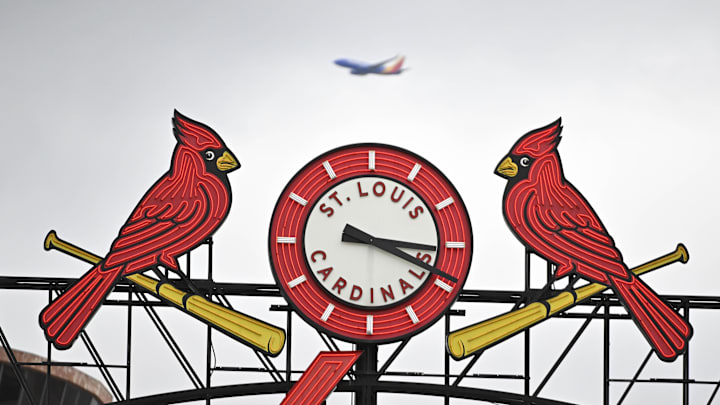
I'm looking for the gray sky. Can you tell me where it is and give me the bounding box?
[1,1,719,404]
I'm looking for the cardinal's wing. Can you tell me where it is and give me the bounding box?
[103,153,211,273]
[526,170,630,283]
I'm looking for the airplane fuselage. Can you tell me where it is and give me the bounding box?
[334,55,406,75]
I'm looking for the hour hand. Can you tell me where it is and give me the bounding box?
[341,224,374,244]
[342,225,436,251]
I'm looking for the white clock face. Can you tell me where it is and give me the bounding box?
[303,176,438,308]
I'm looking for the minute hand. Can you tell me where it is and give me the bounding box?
[342,233,436,251]
[342,224,458,283]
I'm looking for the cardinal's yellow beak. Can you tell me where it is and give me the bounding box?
[495,157,517,178]
[217,151,240,172]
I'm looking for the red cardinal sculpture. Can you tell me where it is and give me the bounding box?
[40,110,240,349]
[495,118,692,362]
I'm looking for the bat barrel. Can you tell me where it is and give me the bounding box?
[447,301,549,359]
[185,295,285,354]
[130,274,286,355]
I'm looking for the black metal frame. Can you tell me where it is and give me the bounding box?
[2,241,720,404]
[0,324,38,405]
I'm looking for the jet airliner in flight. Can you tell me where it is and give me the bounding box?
[334,55,407,75]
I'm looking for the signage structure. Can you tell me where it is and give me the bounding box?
[269,144,473,343]
[24,114,704,405]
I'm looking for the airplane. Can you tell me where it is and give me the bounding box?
[333,55,407,75]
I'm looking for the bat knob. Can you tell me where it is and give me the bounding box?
[45,230,58,251]
[446,335,467,359]
[677,243,689,264]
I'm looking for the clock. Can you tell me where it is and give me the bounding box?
[268,144,473,343]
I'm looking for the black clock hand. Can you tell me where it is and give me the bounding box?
[341,224,374,244]
[342,224,457,283]
[341,232,437,251]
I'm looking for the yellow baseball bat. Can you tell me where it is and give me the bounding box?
[447,244,688,359]
[44,230,285,356]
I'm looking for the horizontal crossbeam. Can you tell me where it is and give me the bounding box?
[3,276,719,308]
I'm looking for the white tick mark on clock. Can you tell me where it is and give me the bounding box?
[435,197,455,211]
[321,304,335,322]
[407,163,422,182]
[434,279,454,293]
[287,275,307,288]
[323,160,336,180]
[406,305,420,324]
[445,241,465,248]
[366,315,374,335]
[368,150,376,171]
[276,237,296,244]
[289,192,308,206]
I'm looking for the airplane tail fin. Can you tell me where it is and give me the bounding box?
[383,55,405,74]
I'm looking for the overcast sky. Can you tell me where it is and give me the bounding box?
[1,1,719,404]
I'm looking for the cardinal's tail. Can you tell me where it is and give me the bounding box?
[39,263,122,349]
[612,275,693,361]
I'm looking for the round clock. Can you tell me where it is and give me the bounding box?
[268,144,473,343]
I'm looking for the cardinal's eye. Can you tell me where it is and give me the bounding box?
[204,151,215,161]
[519,157,530,167]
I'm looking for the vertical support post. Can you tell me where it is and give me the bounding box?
[546,261,553,286]
[603,298,610,405]
[524,248,531,396]
[524,330,531,396]
[206,239,213,405]
[126,288,132,399]
[186,248,192,279]
[286,310,292,382]
[0,324,38,405]
[355,343,377,405]
[444,311,450,405]
[683,301,690,405]
[524,249,531,291]
[206,325,212,405]
[46,290,52,405]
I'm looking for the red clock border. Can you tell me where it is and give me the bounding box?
[268,143,473,343]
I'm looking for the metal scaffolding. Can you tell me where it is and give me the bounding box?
[1,239,719,405]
